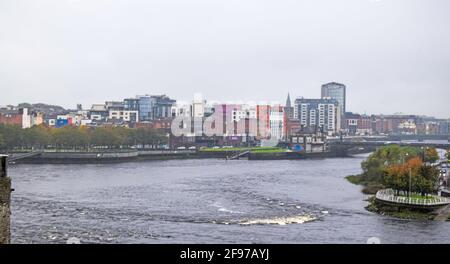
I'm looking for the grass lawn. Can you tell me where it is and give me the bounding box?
[402,194,434,200]
[199,146,288,153]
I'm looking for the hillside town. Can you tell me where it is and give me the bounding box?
[1,82,449,149]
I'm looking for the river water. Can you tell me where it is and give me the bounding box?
[9,155,450,244]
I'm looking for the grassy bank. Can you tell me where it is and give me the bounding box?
[365,197,437,220]
[345,174,384,194]
[200,147,288,153]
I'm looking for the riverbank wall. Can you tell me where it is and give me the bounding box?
[248,150,348,160]
[0,156,11,244]
[10,147,351,164]
[12,150,211,164]
[14,151,139,164]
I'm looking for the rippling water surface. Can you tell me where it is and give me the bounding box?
[9,155,450,244]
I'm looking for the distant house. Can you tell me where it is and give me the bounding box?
[289,126,328,153]
[0,108,31,128]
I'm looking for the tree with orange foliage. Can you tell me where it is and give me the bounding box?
[383,157,438,196]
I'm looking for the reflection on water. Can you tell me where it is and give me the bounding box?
[9,155,450,244]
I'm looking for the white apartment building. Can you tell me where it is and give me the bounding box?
[294,98,341,135]
[171,103,192,117]
[108,110,139,122]
[269,106,284,141]
[231,105,257,122]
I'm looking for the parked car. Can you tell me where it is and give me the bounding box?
[177,146,186,150]
[188,146,196,150]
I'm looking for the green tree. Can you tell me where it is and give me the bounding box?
[0,124,23,150]
[22,125,51,150]
[91,127,121,148]
[31,125,51,149]
[423,147,439,163]
[50,126,89,149]
[0,133,5,150]
[111,127,134,148]
[416,165,439,196]
[361,145,420,184]
[153,129,168,148]
[383,157,422,196]
[0,124,168,150]
[383,156,439,196]
[134,128,154,148]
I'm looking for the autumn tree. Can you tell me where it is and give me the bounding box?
[383,156,438,196]
[383,157,422,196]
[361,145,420,184]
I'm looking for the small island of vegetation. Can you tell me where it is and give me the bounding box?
[346,144,449,220]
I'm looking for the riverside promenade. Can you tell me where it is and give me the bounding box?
[8,149,198,164]
[375,189,450,209]
[6,147,351,164]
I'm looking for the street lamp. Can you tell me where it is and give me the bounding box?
[409,167,412,199]
[421,146,426,162]
[402,152,409,164]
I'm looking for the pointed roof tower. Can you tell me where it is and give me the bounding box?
[285,93,292,108]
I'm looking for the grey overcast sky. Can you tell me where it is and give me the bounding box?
[0,0,449,118]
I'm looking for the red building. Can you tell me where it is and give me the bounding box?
[0,111,22,126]
[136,118,172,130]
[0,108,29,128]
[371,115,418,135]
[285,119,301,139]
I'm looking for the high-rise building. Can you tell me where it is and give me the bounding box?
[138,95,176,121]
[124,98,139,111]
[294,98,341,134]
[138,95,152,121]
[438,120,450,135]
[89,104,108,121]
[269,105,284,142]
[192,95,205,118]
[151,95,176,120]
[105,101,124,111]
[321,82,346,115]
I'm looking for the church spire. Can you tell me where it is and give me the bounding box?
[285,93,291,107]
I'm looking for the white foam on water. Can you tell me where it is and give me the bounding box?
[211,201,244,214]
[218,207,234,213]
[239,215,316,226]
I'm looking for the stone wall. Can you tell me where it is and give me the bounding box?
[40,151,139,159]
[0,176,11,244]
